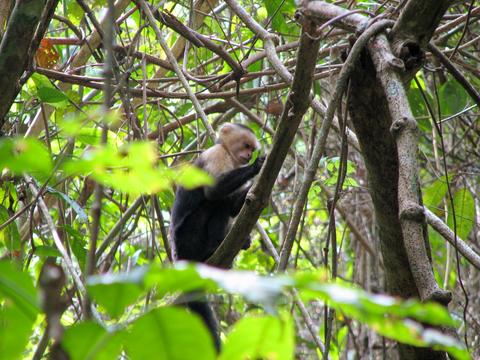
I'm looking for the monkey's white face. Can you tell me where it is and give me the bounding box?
[220,124,259,166]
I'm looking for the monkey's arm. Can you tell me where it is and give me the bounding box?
[204,156,264,201]
[228,187,250,216]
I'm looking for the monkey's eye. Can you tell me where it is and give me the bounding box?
[244,143,251,149]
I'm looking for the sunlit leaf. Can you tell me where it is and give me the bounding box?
[144,265,218,297]
[0,137,53,178]
[0,262,38,359]
[297,280,468,359]
[220,315,294,360]
[62,142,172,195]
[174,164,213,189]
[34,245,62,258]
[37,86,69,109]
[264,0,295,33]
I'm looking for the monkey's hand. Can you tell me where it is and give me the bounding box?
[252,155,266,174]
[241,235,251,250]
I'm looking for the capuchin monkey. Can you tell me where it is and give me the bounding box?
[170,123,265,350]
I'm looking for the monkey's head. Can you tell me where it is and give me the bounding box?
[219,123,260,165]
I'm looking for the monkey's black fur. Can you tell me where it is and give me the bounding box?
[172,156,264,261]
[170,155,265,350]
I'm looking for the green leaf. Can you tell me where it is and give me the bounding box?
[447,187,475,240]
[45,186,88,223]
[220,315,294,360]
[34,245,62,258]
[87,267,146,318]
[37,86,68,104]
[63,142,172,195]
[0,299,36,360]
[62,321,123,360]
[439,79,469,117]
[125,307,216,360]
[0,261,40,321]
[174,164,214,189]
[144,265,218,298]
[31,73,55,90]
[264,0,295,33]
[423,176,449,210]
[0,205,20,251]
[0,137,53,178]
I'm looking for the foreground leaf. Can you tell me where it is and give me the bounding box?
[125,307,216,360]
[62,321,123,360]
[0,262,39,360]
[220,315,294,360]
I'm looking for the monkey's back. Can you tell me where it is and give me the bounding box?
[171,186,231,262]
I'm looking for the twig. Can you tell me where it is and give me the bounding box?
[428,43,480,109]
[95,196,146,262]
[425,207,480,270]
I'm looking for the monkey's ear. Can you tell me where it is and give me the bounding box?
[220,123,234,134]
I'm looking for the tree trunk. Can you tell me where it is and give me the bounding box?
[0,0,47,127]
[348,49,447,360]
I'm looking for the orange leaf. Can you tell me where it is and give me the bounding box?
[36,38,59,69]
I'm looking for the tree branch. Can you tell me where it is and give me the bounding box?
[369,34,451,305]
[425,207,480,270]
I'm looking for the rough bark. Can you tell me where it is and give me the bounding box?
[369,34,451,305]
[0,0,47,127]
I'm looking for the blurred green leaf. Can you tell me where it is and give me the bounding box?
[0,261,39,359]
[63,321,123,360]
[125,307,216,360]
[173,164,213,189]
[145,265,218,298]
[0,261,39,320]
[220,315,294,360]
[63,142,213,195]
[87,267,146,318]
[34,245,62,258]
[297,280,468,359]
[63,142,171,195]
[0,137,53,178]
[31,73,53,89]
[0,299,36,360]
